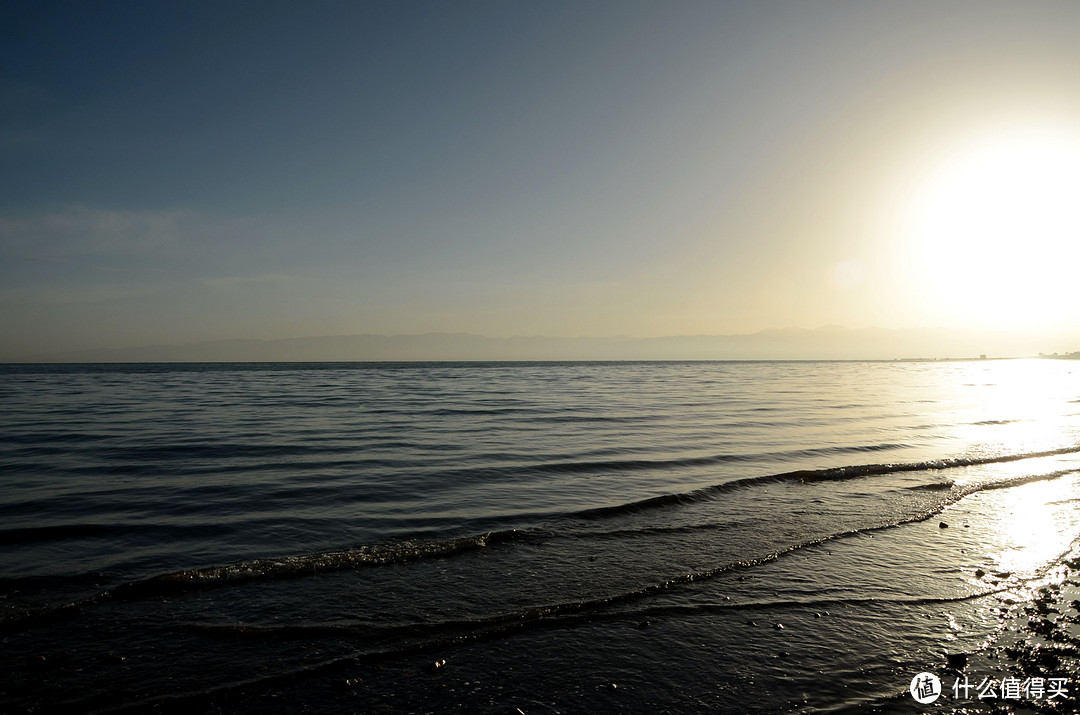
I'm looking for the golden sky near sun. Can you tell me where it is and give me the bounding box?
[690,90,1080,342]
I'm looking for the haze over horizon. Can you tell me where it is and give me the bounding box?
[11,326,1075,364]
[3,1,1080,361]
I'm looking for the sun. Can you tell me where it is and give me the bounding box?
[900,127,1080,332]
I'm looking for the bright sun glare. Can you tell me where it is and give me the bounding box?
[904,127,1080,331]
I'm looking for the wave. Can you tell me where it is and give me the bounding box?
[189,585,1014,643]
[102,531,524,599]
[0,530,529,632]
[5,446,1079,636]
[421,442,915,484]
[48,518,1041,715]
[575,445,1080,519]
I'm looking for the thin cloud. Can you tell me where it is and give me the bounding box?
[89,265,168,274]
[0,281,172,307]
[0,205,196,260]
[199,273,298,289]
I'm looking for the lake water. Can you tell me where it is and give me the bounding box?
[3,359,1080,713]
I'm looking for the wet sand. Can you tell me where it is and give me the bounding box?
[922,550,1080,713]
[865,474,1080,714]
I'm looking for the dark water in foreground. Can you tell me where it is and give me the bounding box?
[3,359,1080,713]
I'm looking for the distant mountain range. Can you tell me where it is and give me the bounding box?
[16,327,1059,362]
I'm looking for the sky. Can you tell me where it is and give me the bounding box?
[2,1,1080,359]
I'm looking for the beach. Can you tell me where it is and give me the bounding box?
[110,472,1080,714]
[906,549,1080,714]
[8,2,1080,711]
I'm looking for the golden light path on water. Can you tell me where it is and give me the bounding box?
[942,359,1080,577]
[990,477,1080,576]
[938,359,1079,457]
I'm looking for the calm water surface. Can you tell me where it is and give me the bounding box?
[3,360,1080,713]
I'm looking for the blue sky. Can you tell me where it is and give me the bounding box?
[3,1,1080,357]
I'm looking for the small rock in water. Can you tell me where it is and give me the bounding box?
[636,620,650,630]
[777,651,790,658]
[939,521,949,528]
[975,569,986,578]
[428,659,447,673]
[607,682,619,690]
[746,620,757,626]
[333,677,363,691]
[945,652,968,669]
[774,622,785,630]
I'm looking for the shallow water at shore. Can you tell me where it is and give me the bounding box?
[3,359,1080,712]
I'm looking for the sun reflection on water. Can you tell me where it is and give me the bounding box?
[985,476,1080,576]
[948,359,1080,458]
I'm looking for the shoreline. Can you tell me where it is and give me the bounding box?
[7,483,1080,713]
[864,483,1080,714]
[923,544,1080,713]
[99,471,1080,714]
